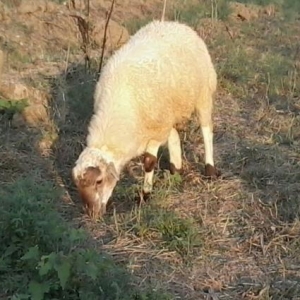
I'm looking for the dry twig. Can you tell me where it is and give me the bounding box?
[68,0,91,71]
[97,0,116,79]
[70,14,91,70]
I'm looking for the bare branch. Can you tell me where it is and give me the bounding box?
[97,0,116,79]
[224,24,234,40]
[70,13,91,71]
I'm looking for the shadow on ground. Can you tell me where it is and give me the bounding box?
[0,64,175,300]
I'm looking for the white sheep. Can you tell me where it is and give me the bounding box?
[72,20,219,218]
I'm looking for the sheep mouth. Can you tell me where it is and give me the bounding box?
[84,201,106,220]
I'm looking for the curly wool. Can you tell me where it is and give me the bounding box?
[81,20,217,173]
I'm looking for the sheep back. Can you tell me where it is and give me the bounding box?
[89,20,217,155]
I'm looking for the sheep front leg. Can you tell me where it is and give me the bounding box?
[142,140,160,200]
[168,128,183,174]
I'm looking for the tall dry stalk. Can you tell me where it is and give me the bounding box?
[97,0,116,79]
[70,0,91,72]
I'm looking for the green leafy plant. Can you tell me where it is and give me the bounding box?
[0,98,28,119]
[0,178,171,299]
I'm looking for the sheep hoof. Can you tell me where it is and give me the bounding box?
[169,163,183,175]
[204,164,220,179]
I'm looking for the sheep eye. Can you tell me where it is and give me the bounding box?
[96,179,103,185]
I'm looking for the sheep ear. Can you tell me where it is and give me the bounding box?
[107,162,119,180]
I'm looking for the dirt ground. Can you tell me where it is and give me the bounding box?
[1,0,300,299]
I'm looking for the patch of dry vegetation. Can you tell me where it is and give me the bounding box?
[1,0,300,299]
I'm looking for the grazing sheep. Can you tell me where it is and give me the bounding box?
[72,20,219,218]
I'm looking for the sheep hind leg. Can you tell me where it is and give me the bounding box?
[196,102,219,178]
[168,128,183,175]
[142,140,160,201]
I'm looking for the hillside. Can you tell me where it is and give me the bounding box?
[1,0,300,299]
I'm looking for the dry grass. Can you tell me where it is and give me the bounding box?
[1,0,300,299]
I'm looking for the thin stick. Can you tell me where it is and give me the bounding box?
[86,0,90,16]
[224,24,234,40]
[161,0,167,21]
[64,42,71,77]
[97,0,116,79]
[85,0,90,71]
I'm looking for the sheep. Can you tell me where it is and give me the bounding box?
[72,20,219,218]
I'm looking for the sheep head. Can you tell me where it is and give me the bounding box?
[72,150,119,219]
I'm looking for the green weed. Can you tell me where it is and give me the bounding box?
[171,0,231,26]
[0,178,171,299]
[0,98,28,120]
[123,18,153,35]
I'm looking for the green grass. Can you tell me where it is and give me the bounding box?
[124,0,232,34]
[111,204,202,260]
[107,170,201,261]
[170,0,232,25]
[236,0,300,20]
[0,178,172,300]
[0,40,33,70]
[171,2,210,27]
[214,16,299,106]
[50,0,65,3]
[123,18,153,35]
[0,0,21,8]
[236,0,281,4]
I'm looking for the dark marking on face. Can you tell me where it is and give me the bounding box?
[169,163,183,175]
[143,152,157,173]
[204,164,221,179]
[78,166,101,187]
